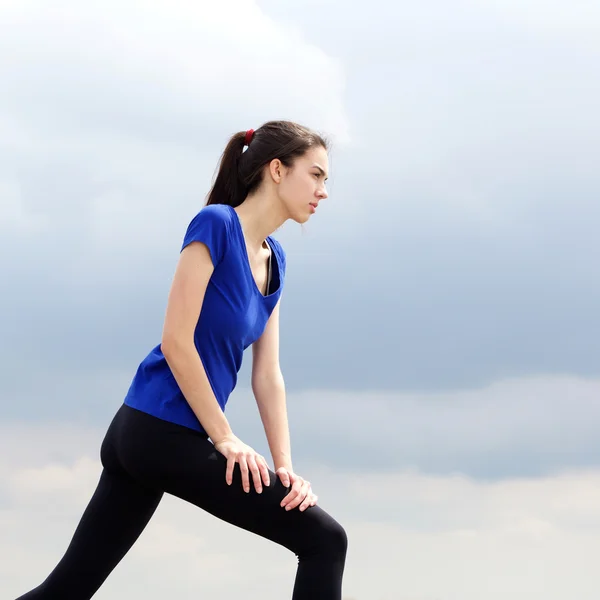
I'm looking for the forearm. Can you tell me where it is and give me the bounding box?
[162,340,233,444]
[252,371,293,472]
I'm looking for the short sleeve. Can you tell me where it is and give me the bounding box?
[180,204,230,266]
[270,237,287,284]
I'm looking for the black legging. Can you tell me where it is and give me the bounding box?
[15,404,347,599]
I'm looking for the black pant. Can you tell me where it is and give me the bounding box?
[16,404,347,599]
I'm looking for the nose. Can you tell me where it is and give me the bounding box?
[317,186,328,200]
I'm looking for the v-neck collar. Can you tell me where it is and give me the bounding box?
[229,205,281,298]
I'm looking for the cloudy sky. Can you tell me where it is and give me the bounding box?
[1,1,600,599]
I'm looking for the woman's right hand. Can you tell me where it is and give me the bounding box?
[213,434,271,494]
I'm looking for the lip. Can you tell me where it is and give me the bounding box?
[309,202,318,213]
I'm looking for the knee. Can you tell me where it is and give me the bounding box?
[316,518,348,561]
[332,521,348,558]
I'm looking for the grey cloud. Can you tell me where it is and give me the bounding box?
[2,2,600,408]
[2,366,599,480]
[2,3,600,597]
[4,152,600,394]
[229,375,600,479]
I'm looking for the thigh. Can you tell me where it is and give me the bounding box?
[140,429,338,554]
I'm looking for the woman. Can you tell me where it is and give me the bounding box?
[16,120,347,600]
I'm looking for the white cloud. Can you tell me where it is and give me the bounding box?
[0,0,349,257]
[2,425,600,599]
[0,0,348,140]
[275,0,600,240]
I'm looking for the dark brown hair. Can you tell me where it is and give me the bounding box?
[206,120,329,207]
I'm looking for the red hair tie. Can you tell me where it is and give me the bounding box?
[244,129,255,146]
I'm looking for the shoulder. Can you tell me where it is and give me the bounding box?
[181,203,234,265]
[188,203,234,231]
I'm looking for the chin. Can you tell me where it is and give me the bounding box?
[296,214,312,225]
[289,210,312,225]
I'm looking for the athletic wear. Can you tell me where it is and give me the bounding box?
[15,204,348,599]
[124,204,286,433]
[15,404,348,600]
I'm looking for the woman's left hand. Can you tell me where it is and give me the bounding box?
[276,467,318,512]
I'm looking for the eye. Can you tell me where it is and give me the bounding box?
[313,173,320,179]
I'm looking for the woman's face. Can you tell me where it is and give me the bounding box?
[277,145,329,223]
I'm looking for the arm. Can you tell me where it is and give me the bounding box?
[252,301,318,511]
[251,300,293,473]
[160,241,233,444]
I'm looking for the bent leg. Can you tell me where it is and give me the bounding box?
[124,422,347,600]
[15,466,163,600]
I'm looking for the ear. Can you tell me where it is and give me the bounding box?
[268,158,284,184]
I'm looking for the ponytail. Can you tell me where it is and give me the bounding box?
[205,130,248,208]
[205,120,329,207]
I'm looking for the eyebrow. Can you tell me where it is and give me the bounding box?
[312,164,329,180]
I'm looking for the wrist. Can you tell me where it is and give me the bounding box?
[274,457,293,472]
[210,430,236,447]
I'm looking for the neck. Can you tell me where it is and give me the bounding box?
[234,190,288,251]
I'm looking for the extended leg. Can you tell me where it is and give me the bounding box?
[15,467,163,600]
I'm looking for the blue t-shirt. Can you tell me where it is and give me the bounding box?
[123,203,286,434]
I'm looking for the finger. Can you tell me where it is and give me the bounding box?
[285,481,307,510]
[310,494,318,506]
[277,468,290,488]
[299,486,313,512]
[296,482,312,510]
[225,455,236,485]
[281,478,302,508]
[258,457,270,488]
[299,493,313,512]
[281,487,299,508]
[247,454,262,494]
[238,454,250,493]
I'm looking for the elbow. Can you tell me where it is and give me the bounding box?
[251,366,285,393]
[160,338,175,359]
[161,335,192,362]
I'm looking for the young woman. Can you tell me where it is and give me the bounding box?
[16,120,347,600]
